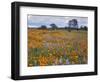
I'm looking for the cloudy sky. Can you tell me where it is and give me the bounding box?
[27,15,88,28]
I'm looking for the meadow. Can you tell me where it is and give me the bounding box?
[28,29,88,67]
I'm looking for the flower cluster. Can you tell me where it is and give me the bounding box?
[28,29,88,67]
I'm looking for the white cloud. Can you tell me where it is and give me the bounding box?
[27,15,88,28]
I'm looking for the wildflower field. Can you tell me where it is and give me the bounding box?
[28,29,88,67]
